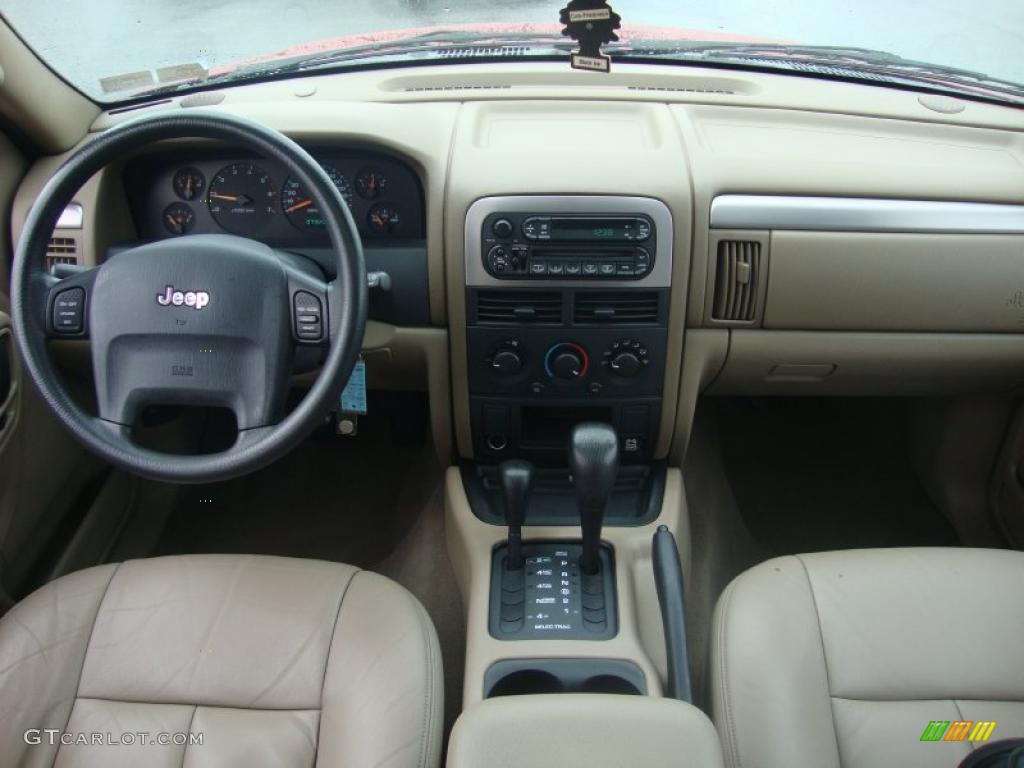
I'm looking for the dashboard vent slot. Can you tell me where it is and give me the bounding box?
[477,291,562,324]
[626,85,735,95]
[712,240,761,322]
[574,292,659,324]
[46,237,79,269]
[403,84,512,93]
[437,46,529,59]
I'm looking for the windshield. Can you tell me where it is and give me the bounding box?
[2,0,1022,105]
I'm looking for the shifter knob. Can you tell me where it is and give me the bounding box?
[498,459,534,570]
[570,422,619,575]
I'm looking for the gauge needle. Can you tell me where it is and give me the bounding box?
[286,199,314,213]
[209,193,239,202]
[166,214,179,229]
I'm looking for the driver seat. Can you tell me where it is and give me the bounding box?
[0,554,443,767]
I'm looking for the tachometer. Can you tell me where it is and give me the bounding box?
[281,165,353,231]
[207,162,276,236]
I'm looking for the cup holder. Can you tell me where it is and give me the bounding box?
[484,659,646,699]
[488,669,564,697]
[580,673,644,696]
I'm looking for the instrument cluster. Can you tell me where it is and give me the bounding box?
[125,147,424,245]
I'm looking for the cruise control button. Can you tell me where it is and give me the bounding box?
[52,287,85,334]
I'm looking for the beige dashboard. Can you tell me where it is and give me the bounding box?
[8,61,1024,464]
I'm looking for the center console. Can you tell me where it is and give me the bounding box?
[464,196,672,466]
[448,194,694,718]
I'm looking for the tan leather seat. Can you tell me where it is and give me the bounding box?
[0,554,443,768]
[711,547,1024,768]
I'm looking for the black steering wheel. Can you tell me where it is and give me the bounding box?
[11,112,367,483]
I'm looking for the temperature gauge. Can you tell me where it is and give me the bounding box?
[172,167,205,201]
[163,203,195,235]
[367,204,400,235]
[356,169,387,199]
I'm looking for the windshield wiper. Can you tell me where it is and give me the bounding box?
[617,43,1024,105]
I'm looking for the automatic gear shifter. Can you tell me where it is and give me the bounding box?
[570,422,619,575]
[498,459,534,570]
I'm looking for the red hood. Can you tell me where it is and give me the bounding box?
[207,23,779,76]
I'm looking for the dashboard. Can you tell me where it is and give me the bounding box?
[120,146,430,326]
[123,147,424,246]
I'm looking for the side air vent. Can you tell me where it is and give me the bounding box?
[477,291,562,324]
[712,240,762,322]
[46,237,79,269]
[574,292,660,324]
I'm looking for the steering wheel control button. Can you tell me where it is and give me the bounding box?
[293,291,323,341]
[52,287,85,334]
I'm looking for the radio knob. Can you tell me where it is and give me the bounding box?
[545,343,589,381]
[492,218,514,239]
[491,349,523,375]
[609,351,642,377]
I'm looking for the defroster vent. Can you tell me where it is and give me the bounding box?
[477,290,562,324]
[712,240,761,322]
[574,292,660,324]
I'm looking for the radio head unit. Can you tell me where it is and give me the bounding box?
[481,212,655,280]
[465,196,673,288]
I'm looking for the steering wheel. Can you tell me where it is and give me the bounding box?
[11,112,367,483]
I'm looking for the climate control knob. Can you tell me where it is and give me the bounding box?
[603,339,649,378]
[491,349,523,375]
[545,343,589,381]
[488,340,524,376]
[609,351,642,377]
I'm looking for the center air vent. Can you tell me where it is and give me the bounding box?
[712,240,762,322]
[573,292,660,324]
[477,291,562,324]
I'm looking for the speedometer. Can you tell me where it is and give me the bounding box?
[207,162,276,236]
[281,165,353,231]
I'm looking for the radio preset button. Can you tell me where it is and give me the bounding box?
[564,262,582,276]
[598,263,616,276]
[582,262,599,276]
[529,261,547,275]
[547,262,564,275]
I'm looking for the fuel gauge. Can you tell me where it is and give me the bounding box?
[163,203,195,235]
[367,204,400,235]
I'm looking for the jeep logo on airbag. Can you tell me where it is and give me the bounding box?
[156,285,210,310]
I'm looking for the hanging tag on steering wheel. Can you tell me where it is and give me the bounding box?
[559,0,621,73]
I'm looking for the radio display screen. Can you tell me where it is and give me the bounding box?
[550,217,641,241]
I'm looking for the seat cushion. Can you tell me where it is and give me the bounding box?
[711,547,1024,768]
[0,554,443,768]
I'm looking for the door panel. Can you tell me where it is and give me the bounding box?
[0,129,104,603]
